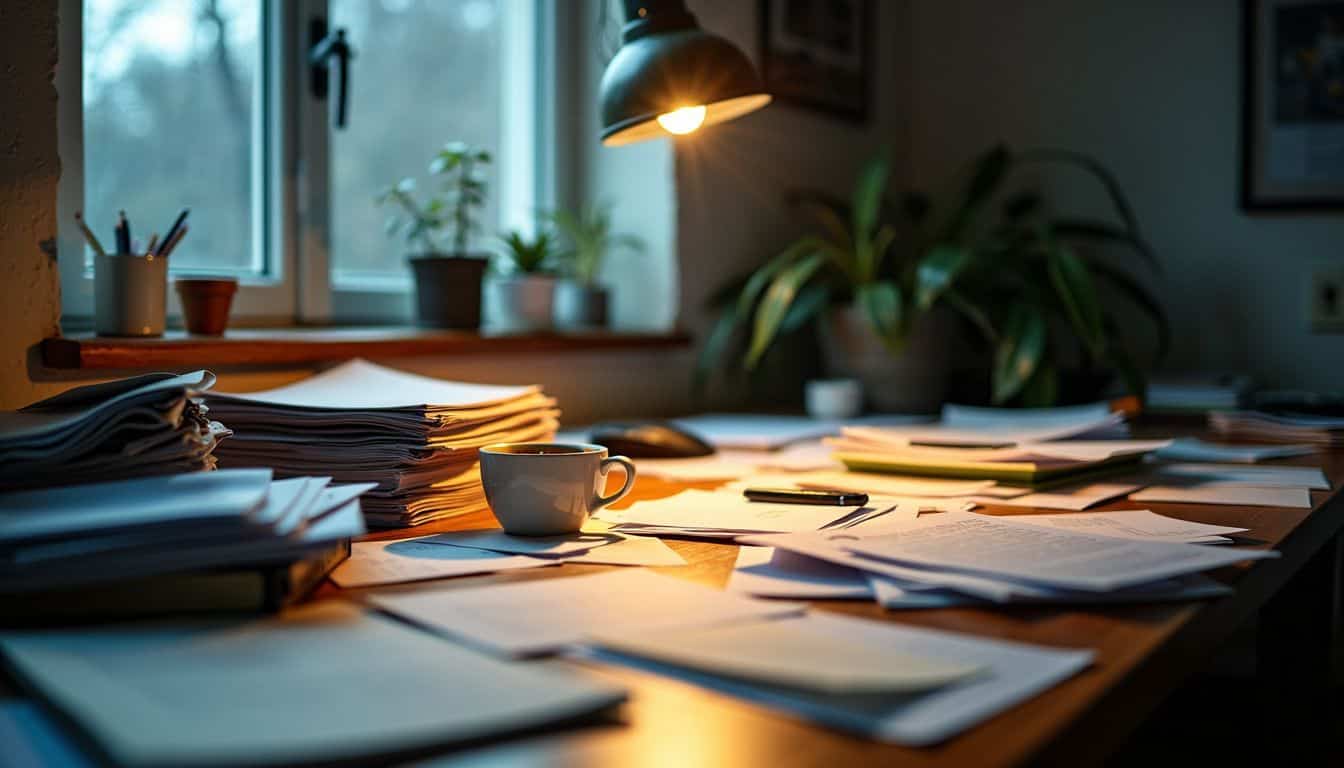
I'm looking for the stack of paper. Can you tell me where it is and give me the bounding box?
[826,403,1167,483]
[0,469,370,592]
[1209,410,1344,446]
[206,359,559,527]
[740,509,1273,604]
[1154,437,1317,463]
[0,602,626,766]
[332,528,686,588]
[0,371,229,491]
[595,489,899,539]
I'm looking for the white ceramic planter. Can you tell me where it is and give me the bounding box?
[553,281,609,329]
[483,275,557,333]
[818,304,953,414]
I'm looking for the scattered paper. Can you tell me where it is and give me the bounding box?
[727,546,873,599]
[1154,437,1317,463]
[602,489,867,536]
[0,699,97,768]
[634,443,840,482]
[331,538,554,588]
[0,602,626,767]
[742,528,1241,604]
[591,618,983,694]
[668,414,929,451]
[421,530,687,567]
[1129,483,1313,508]
[784,470,996,498]
[1001,509,1248,542]
[838,511,1277,591]
[584,612,1093,746]
[969,482,1144,511]
[368,569,805,657]
[1151,462,1329,489]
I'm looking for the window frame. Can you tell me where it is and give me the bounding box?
[58,0,554,328]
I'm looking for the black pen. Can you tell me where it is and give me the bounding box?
[743,487,869,506]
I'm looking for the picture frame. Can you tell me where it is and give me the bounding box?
[1242,0,1344,210]
[758,0,873,122]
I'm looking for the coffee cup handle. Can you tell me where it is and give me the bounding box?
[594,455,637,509]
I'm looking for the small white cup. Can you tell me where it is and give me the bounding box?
[479,442,636,536]
[806,378,863,420]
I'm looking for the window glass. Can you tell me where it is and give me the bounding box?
[329,0,503,281]
[82,0,261,274]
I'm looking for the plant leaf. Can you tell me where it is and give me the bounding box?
[915,244,973,310]
[736,238,824,318]
[1019,360,1058,407]
[944,144,1011,241]
[1020,149,1151,267]
[746,253,826,368]
[1052,217,1159,273]
[1103,315,1148,402]
[852,149,891,241]
[1047,243,1106,359]
[791,194,853,251]
[993,303,1047,404]
[1003,191,1041,220]
[1085,258,1170,362]
[693,306,743,397]
[857,280,904,352]
[942,288,998,343]
[780,282,831,334]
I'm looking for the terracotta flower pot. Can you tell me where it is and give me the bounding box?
[175,278,238,336]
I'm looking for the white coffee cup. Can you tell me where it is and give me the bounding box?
[479,442,636,536]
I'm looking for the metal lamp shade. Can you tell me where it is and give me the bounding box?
[600,2,771,146]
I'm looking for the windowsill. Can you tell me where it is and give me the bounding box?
[41,327,692,370]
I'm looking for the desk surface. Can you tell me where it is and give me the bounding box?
[321,440,1344,768]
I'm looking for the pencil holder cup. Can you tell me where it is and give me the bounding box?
[94,252,167,337]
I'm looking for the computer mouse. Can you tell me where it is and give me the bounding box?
[589,421,716,458]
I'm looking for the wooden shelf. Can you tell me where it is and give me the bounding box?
[41,327,692,370]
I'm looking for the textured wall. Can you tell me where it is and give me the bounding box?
[909,0,1344,390]
[0,0,63,409]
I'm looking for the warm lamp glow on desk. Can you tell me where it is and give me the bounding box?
[599,0,772,145]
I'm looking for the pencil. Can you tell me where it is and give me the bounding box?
[159,224,189,259]
[116,211,129,254]
[146,233,159,255]
[73,212,107,258]
[158,208,189,256]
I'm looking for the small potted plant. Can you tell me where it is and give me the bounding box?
[547,203,645,328]
[377,142,491,328]
[483,229,559,333]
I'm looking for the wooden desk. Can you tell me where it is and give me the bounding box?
[324,447,1344,767]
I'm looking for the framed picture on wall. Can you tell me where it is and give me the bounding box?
[1242,0,1344,210]
[759,0,873,121]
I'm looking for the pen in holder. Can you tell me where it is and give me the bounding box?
[95,251,167,337]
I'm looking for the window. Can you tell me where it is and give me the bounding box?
[60,0,552,325]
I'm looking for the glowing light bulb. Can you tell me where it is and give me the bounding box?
[656,105,707,135]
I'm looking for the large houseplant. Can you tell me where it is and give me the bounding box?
[547,203,645,329]
[698,145,1167,410]
[378,142,491,328]
[484,230,559,333]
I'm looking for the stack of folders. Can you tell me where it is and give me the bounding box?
[0,371,229,491]
[0,469,371,620]
[825,402,1169,484]
[1209,410,1344,446]
[206,359,559,527]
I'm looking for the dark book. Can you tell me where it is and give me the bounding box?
[0,540,349,626]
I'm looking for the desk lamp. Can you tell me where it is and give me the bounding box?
[599,0,772,145]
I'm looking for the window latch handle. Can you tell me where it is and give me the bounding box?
[309,24,354,129]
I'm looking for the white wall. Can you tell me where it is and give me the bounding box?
[909,0,1344,390]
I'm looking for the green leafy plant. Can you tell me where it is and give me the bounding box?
[496,230,557,274]
[377,141,491,257]
[697,144,1167,406]
[546,203,645,285]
